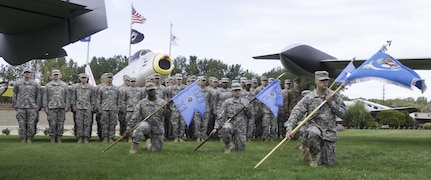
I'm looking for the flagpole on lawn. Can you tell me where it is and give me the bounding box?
[253,84,345,169]
[128,3,133,64]
[194,72,286,151]
[169,22,173,57]
[102,100,172,153]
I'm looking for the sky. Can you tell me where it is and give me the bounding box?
[1,0,431,100]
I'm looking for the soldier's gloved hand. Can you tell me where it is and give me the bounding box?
[285,130,293,140]
[210,128,218,136]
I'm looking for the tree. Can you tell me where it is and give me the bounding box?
[376,110,406,128]
[343,101,375,129]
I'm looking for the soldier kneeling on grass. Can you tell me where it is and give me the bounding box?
[129,83,169,154]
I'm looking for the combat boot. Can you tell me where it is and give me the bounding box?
[56,136,62,143]
[127,136,133,143]
[77,137,83,143]
[20,138,26,143]
[102,137,108,143]
[83,137,89,143]
[309,154,318,167]
[145,139,152,150]
[129,143,138,154]
[26,137,32,143]
[50,136,55,143]
[173,137,178,142]
[178,137,185,142]
[108,138,114,143]
[300,147,311,161]
[224,143,233,154]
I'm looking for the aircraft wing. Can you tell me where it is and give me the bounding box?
[254,44,431,78]
[321,58,431,70]
[0,0,107,65]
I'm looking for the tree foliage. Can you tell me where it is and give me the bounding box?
[343,101,375,129]
[376,110,407,128]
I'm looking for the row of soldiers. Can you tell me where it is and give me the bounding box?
[12,67,306,144]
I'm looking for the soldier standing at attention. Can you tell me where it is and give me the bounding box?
[285,71,347,167]
[123,77,144,142]
[211,83,251,153]
[71,73,95,143]
[13,67,42,143]
[42,69,70,143]
[118,75,130,139]
[165,74,187,142]
[97,73,122,143]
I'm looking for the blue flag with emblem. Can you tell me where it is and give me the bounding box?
[334,61,356,83]
[172,82,206,126]
[344,50,426,93]
[255,79,284,117]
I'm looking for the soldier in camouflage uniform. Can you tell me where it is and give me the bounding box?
[213,77,231,139]
[193,76,211,142]
[166,74,187,142]
[43,69,70,143]
[95,73,107,141]
[71,73,95,143]
[117,75,130,139]
[129,83,169,154]
[241,80,255,141]
[211,83,251,153]
[97,73,122,143]
[253,76,268,140]
[278,79,291,139]
[13,67,42,143]
[123,77,145,142]
[287,78,302,115]
[207,78,219,136]
[285,71,346,167]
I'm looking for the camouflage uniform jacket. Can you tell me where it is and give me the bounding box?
[123,86,144,112]
[166,84,187,111]
[131,98,168,135]
[13,79,42,109]
[287,88,302,114]
[43,80,69,109]
[284,89,347,142]
[72,83,95,110]
[214,97,251,129]
[97,85,121,111]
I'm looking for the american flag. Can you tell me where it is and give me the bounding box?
[131,6,146,24]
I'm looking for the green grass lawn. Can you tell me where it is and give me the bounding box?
[1,130,431,180]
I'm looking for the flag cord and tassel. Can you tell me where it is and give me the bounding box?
[253,84,345,169]
[194,72,286,151]
[102,100,172,153]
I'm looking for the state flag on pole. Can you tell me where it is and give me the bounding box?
[172,82,206,126]
[255,79,284,117]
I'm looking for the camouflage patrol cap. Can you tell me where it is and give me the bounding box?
[252,78,258,83]
[261,76,268,81]
[294,78,301,83]
[23,67,32,73]
[212,78,219,83]
[231,83,242,91]
[52,69,61,75]
[79,73,88,78]
[232,80,239,84]
[175,73,183,79]
[301,90,311,97]
[152,73,161,79]
[123,75,130,81]
[105,73,114,78]
[145,83,157,90]
[315,71,330,80]
[245,80,252,85]
[240,77,247,83]
[220,77,229,83]
[285,79,291,84]
[129,77,137,82]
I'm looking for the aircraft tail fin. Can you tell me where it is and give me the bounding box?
[253,53,280,60]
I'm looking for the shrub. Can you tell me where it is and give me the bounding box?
[2,128,10,135]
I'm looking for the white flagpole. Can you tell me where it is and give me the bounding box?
[169,22,173,57]
[128,3,133,64]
